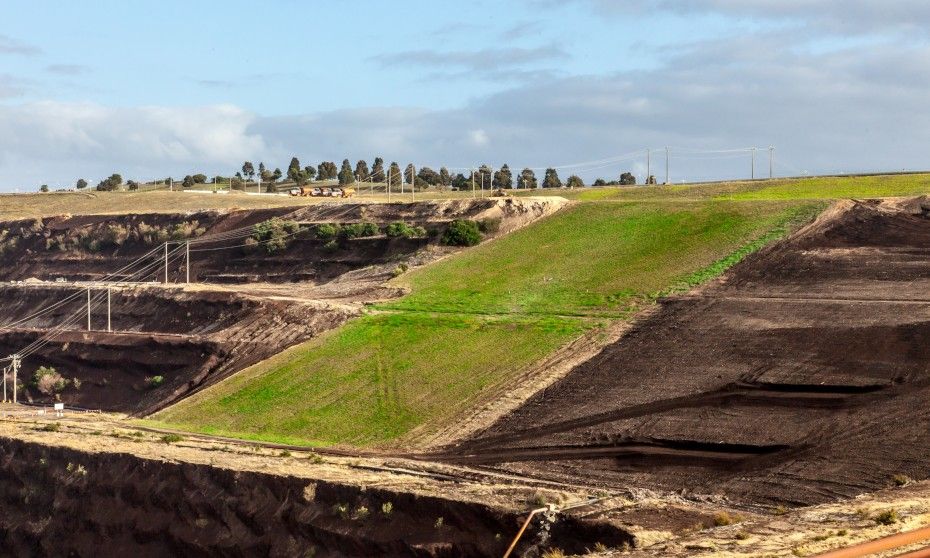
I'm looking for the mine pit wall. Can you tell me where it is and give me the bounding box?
[0,285,261,334]
[0,289,356,415]
[0,437,632,557]
[0,208,292,283]
[0,198,566,285]
[0,330,225,414]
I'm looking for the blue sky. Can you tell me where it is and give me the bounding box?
[1,1,929,189]
[5,1,731,112]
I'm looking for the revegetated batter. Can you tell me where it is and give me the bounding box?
[447,197,930,506]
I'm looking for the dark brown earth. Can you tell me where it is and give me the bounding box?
[0,198,564,414]
[0,435,631,557]
[0,285,352,414]
[0,199,540,284]
[447,197,930,507]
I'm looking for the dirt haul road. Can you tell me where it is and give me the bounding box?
[447,197,930,507]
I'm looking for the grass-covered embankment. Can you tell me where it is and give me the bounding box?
[152,197,824,447]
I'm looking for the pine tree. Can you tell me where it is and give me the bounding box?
[404,164,415,186]
[520,168,537,189]
[542,168,562,188]
[338,159,355,185]
[317,161,338,180]
[354,160,370,182]
[439,167,451,187]
[566,175,584,189]
[493,164,513,189]
[370,157,385,182]
[388,162,402,188]
[287,157,305,186]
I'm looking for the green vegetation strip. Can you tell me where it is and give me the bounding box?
[382,200,821,317]
[531,173,930,202]
[151,313,588,446]
[152,198,824,447]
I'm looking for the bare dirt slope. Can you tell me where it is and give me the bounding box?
[0,197,565,414]
[0,413,631,558]
[446,197,930,506]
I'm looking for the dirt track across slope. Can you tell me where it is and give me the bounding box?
[447,197,930,506]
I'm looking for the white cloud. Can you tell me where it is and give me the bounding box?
[0,35,40,56]
[2,22,930,189]
[549,0,930,35]
[469,130,490,147]
[0,103,270,187]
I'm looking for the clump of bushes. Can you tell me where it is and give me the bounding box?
[160,433,184,444]
[713,511,743,526]
[248,218,300,254]
[314,223,341,241]
[168,220,206,241]
[340,222,379,239]
[332,503,350,519]
[441,219,481,246]
[46,219,206,253]
[874,508,899,525]
[477,217,502,234]
[144,375,164,389]
[99,223,131,248]
[0,229,19,255]
[137,222,171,245]
[893,474,912,487]
[32,366,68,395]
[385,221,427,239]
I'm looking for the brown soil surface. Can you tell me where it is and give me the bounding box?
[0,198,566,415]
[445,196,930,507]
[0,412,631,557]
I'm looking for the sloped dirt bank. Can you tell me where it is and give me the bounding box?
[0,198,565,284]
[449,197,930,506]
[0,286,354,414]
[0,434,631,557]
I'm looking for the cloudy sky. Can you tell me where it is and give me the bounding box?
[1,0,928,190]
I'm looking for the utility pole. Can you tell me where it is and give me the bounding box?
[12,354,19,404]
[185,242,190,284]
[471,168,476,199]
[107,288,112,332]
[665,146,669,185]
[164,242,169,284]
[2,364,7,403]
[769,146,775,179]
[646,149,651,184]
[387,168,391,202]
[87,288,92,331]
[411,164,416,202]
[489,166,494,197]
[751,147,756,180]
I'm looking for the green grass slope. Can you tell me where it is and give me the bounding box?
[554,173,930,202]
[153,197,824,447]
